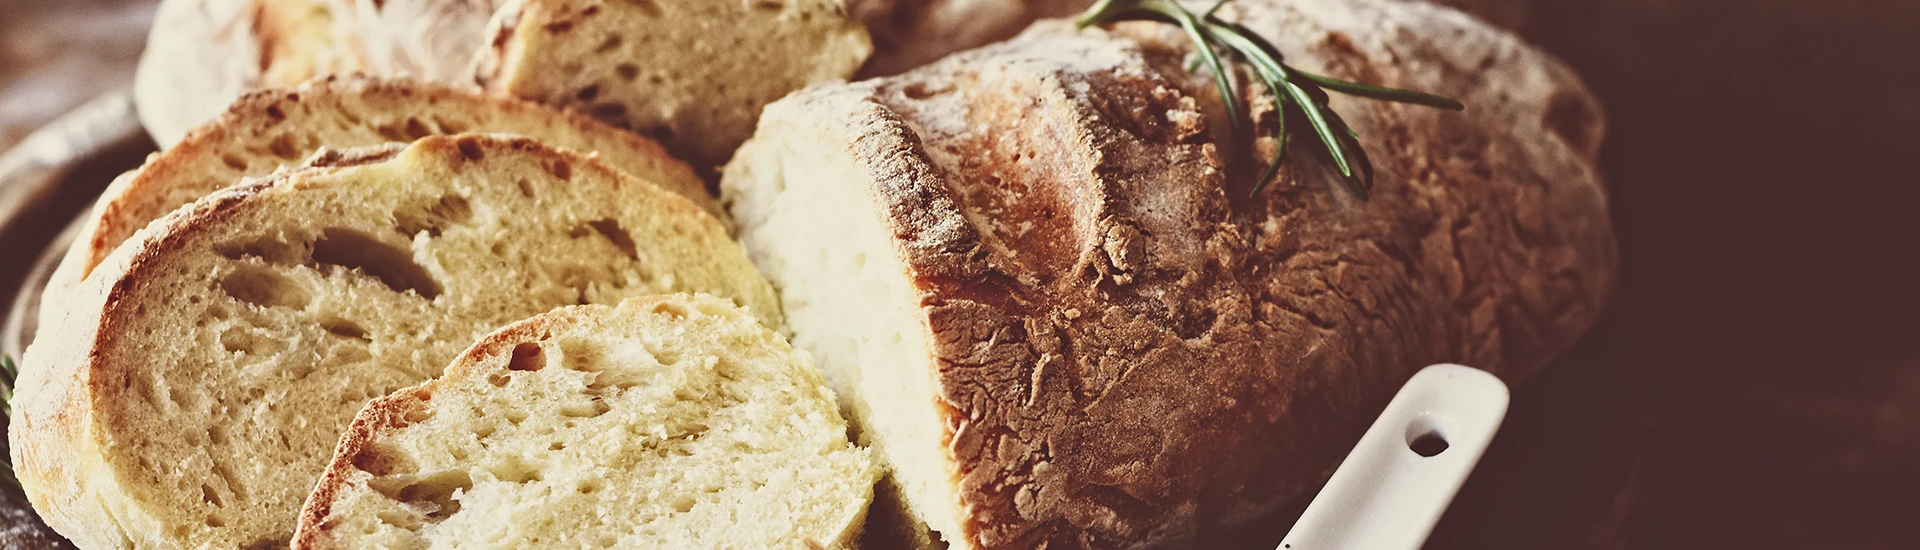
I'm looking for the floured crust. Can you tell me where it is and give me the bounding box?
[134,0,353,147]
[741,0,1615,547]
[11,135,778,549]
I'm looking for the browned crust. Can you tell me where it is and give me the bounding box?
[757,2,1616,547]
[83,72,709,283]
[291,306,597,548]
[13,135,718,548]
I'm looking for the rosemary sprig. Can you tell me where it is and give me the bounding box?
[1,354,13,418]
[1075,0,1464,198]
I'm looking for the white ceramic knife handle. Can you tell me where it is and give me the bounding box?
[1277,364,1510,550]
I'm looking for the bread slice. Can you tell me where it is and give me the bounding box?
[293,294,878,549]
[41,74,713,335]
[473,0,873,166]
[134,0,354,147]
[721,0,1615,547]
[9,135,778,549]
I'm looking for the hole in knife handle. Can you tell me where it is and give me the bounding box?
[1405,416,1450,457]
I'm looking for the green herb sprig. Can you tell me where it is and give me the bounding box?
[1,354,14,418]
[1076,0,1464,198]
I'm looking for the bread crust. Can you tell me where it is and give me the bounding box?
[291,307,584,549]
[13,135,776,549]
[134,0,353,147]
[737,0,1615,547]
[44,74,713,338]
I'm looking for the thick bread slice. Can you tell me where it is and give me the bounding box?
[10,135,778,549]
[42,74,712,336]
[293,295,878,549]
[721,0,1615,547]
[135,0,353,147]
[473,0,873,166]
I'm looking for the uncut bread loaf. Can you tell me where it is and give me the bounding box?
[40,74,711,335]
[10,135,778,550]
[135,0,354,147]
[294,295,878,549]
[720,0,1615,547]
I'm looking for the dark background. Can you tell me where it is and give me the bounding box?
[2,0,1917,548]
[1431,1,1920,548]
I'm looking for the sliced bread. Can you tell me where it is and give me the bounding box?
[41,74,712,335]
[9,135,778,549]
[294,294,878,549]
[470,0,874,166]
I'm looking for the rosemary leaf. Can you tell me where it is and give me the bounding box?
[1078,0,1464,200]
[1293,71,1465,111]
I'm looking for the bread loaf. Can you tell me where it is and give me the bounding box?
[10,135,777,549]
[40,75,712,338]
[721,0,1615,547]
[472,0,873,165]
[294,295,878,549]
[134,0,355,147]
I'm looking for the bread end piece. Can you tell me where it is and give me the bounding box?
[294,294,878,549]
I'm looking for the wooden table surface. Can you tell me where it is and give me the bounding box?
[2,1,1915,548]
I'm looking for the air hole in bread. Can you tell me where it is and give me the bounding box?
[404,117,435,141]
[589,103,627,121]
[749,0,784,11]
[211,463,247,502]
[268,135,298,159]
[580,219,639,260]
[575,480,603,495]
[487,457,541,483]
[651,301,688,320]
[219,264,311,309]
[456,139,486,161]
[593,35,620,53]
[369,470,472,522]
[670,494,696,513]
[561,398,612,418]
[505,409,530,424]
[311,227,445,299]
[204,515,225,528]
[575,84,602,102]
[220,153,249,171]
[544,158,573,180]
[392,194,474,238]
[321,317,371,341]
[507,343,546,371]
[351,445,410,477]
[514,178,536,198]
[615,63,640,82]
[200,484,223,507]
[487,372,511,387]
[404,407,432,424]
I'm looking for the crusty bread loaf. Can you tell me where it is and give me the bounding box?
[135,0,355,147]
[294,295,878,549]
[473,0,873,165]
[10,135,778,549]
[721,0,1615,547]
[40,74,713,337]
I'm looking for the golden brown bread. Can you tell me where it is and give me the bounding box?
[134,0,354,147]
[40,75,712,345]
[294,295,878,549]
[721,0,1615,547]
[10,135,777,549]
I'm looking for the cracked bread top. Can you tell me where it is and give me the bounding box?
[739,0,1614,546]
